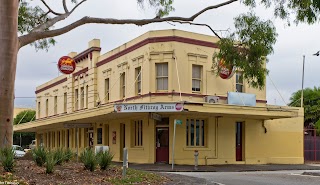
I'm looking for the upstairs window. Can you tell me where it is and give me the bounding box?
[120,73,126,98]
[54,96,57,115]
[38,101,41,118]
[135,67,142,95]
[236,72,244,93]
[75,89,79,110]
[156,63,168,91]
[86,85,89,108]
[45,99,48,117]
[105,78,110,102]
[64,93,67,113]
[192,65,202,92]
[80,87,84,109]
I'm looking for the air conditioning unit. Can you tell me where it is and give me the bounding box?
[204,96,219,103]
[95,146,109,154]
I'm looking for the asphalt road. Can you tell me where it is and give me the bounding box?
[173,170,320,185]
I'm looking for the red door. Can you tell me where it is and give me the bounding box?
[236,122,243,161]
[156,127,169,163]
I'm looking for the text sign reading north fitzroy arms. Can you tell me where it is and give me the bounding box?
[114,103,184,113]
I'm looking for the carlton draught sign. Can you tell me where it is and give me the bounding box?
[218,59,235,79]
[57,56,76,74]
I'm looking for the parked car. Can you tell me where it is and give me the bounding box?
[12,145,26,158]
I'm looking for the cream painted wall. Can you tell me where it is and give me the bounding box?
[36,29,267,119]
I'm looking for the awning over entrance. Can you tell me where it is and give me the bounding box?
[14,102,302,132]
[184,103,302,120]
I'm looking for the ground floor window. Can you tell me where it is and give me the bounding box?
[133,120,143,147]
[186,119,205,147]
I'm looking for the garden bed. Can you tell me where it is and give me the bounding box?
[0,159,169,185]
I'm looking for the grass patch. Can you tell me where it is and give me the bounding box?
[108,168,164,185]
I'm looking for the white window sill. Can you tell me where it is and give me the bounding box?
[183,147,211,151]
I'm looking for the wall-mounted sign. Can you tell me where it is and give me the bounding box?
[218,59,235,79]
[57,56,76,74]
[150,113,162,121]
[114,103,184,113]
[64,123,92,128]
[174,119,182,125]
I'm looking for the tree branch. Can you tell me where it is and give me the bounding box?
[31,0,89,33]
[40,0,63,15]
[63,0,69,13]
[70,0,87,13]
[19,0,239,47]
[172,21,222,39]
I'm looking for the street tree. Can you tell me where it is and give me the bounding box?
[289,87,320,127]
[13,110,36,146]
[1,0,320,147]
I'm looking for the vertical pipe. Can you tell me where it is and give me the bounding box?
[172,120,176,170]
[76,127,79,162]
[301,55,305,107]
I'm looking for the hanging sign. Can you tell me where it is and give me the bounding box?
[57,56,76,74]
[218,59,235,79]
[114,103,184,113]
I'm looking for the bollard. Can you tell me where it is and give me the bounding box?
[194,150,199,170]
[122,148,128,178]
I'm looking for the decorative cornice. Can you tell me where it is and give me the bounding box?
[96,36,218,67]
[73,47,101,63]
[35,78,67,94]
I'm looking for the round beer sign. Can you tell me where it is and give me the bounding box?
[218,59,235,79]
[57,56,76,74]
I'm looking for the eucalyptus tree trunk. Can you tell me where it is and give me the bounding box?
[0,1,19,147]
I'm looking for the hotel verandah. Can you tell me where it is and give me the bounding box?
[14,29,304,165]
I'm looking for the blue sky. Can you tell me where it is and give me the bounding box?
[15,0,320,108]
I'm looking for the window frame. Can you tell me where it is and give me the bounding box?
[45,99,48,117]
[236,72,244,93]
[156,63,168,91]
[186,118,206,147]
[80,87,84,109]
[192,65,202,93]
[63,92,67,113]
[75,89,79,111]
[120,72,126,98]
[132,120,143,147]
[105,78,110,102]
[54,96,57,115]
[135,67,142,95]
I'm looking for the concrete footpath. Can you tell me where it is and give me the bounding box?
[127,163,320,172]
[117,163,320,184]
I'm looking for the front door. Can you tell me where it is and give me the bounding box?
[156,127,169,163]
[236,122,244,161]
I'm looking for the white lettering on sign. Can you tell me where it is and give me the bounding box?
[114,103,183,113]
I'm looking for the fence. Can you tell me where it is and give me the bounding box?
[304,128,320,161]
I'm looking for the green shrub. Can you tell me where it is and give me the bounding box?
[0,147,15,172]
[97,150,114,170]
[32,147,47,167]
[80,148,97,172]
[54,148,64,165]
[63,148,73,162]
[45,151,56,174]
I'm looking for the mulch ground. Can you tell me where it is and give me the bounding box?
[0,154,169,185]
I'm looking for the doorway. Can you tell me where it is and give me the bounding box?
[236,122,244,161]
[120,123,126,161]
[156,127,169,163]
